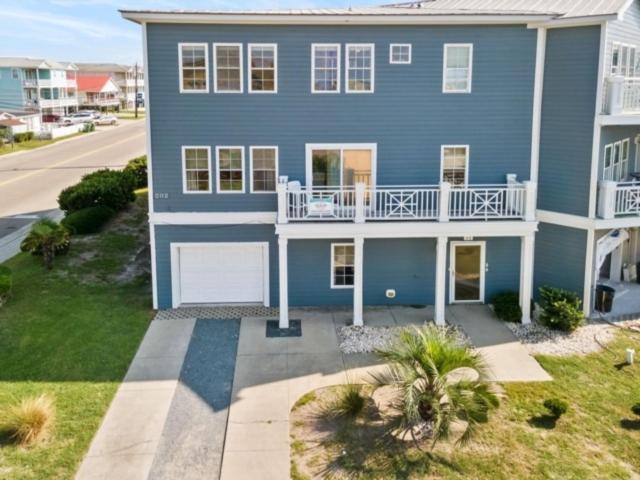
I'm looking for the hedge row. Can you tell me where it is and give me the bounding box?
[58,169,136,215]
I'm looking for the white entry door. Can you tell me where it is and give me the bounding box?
[450,241,485,303]
[172,243,269,307]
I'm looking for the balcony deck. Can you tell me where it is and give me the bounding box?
[598,180,640,219]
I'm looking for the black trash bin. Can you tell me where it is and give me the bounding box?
[595,285,616,313]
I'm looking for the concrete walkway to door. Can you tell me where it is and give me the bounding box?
[446,304,552,382]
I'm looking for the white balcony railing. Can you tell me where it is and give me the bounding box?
[277,178,536,224]
[598,180,640,218]
[605,76,640,115]
[39,97,78,109]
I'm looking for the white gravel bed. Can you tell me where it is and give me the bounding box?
[337,324,471,354]
[505,319,640,356]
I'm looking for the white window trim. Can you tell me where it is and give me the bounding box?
[181,145,212,194]
[611,41,637,76]
[212,42,243,93]
[304,143,378,188]
[449,240,486,304]
[178,42,209,94]
[311,43,341,94]
[442,43,473,94]
[603,139,631,181]
[215,145,245,194]
[389,43,412,64]
[330,242,355,289]
[440,144,470,185]
[249,145,279,194]
[248,43,278,94]
[345,43,375,94]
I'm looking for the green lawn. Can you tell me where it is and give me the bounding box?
[115,109,145,120]
[291,330,640,479]
[0,132,87,157]
[0,193,153,479]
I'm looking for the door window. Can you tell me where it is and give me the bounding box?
[452,243,483,302]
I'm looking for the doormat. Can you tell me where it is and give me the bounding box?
[266,319,302,338]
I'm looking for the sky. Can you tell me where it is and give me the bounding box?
[0,0,373,65]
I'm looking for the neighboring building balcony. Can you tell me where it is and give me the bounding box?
[276,176,537,224]
[22,79,38,88]
[39,97,78,109]
[38,79,73,89]
[603,76,640,123]
[598,180,640,219]
[81,95,120,107]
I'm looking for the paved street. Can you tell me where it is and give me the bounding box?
[0,120,146,218]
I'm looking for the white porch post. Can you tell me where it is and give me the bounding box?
[608,75,625,115]
[353,236,364,326]
[519,234,535,324]
[354,182,366,224]
[597,180,617,219]
[435,236,448,326]
[276,176,289,224]
[278,236,289,329]
[439,182,451,222]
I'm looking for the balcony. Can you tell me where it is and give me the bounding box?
[598,180,640,219]
[39,97,78,109]
[604,76,640,120]
[277,177,537,224]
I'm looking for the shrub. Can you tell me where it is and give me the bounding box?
[58,169,136,214]
[62,205,115,235]
[20,219,70,269]
[492,291,522,322]
[0,265,11,306]
[329,384,366,419]
[13,131,34,143]
[2,394,56,446]
[538,286,585,332]
[632,403,640,417]
[124,155,147,189]
[82,122,95,133]
[544,398,568,418]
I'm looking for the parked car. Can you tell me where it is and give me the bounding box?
[95,115,118,126]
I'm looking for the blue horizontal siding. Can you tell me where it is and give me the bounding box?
[534,222,587,298]
[538,26,600,217]
[146,24,536,213]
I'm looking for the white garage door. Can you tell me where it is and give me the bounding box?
[177,244,266,305]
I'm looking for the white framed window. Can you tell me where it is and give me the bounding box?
[213,43,243,93]
[441,145,469,186]
[216,146,245,193]
[182,146,212,193]
[331,243,354,289]
[305,143,377,189]
[312,44,340,93]
[603,139,630,182]
[250,146,278,193]
[248,43,277,93]
[443,44,473,93]
[346,44,374,93]
[612,42,638,76]
[178,43,209,93]
[389,44,411,64]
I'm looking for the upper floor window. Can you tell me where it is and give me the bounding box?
[390,44,411,64]
[214,43,243,93]
[11,68,19,79]
[250,146,278,193]
[216,146,245,193]
[443,44,473,93]
[346,44,374,93]
[249,44,277,93]
[182,146,211,193]
[441,145,469,186]
[611,42,638,77]
[179,43,208,93]
[312,44,340,93]
[603,139,630,182]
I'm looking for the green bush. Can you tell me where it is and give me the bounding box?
[82,122,95,133]
[124,155,147,189]
[58,169,136,214]
[538,286,585,332]
[61,206,115,235]
[492,291,522,322]
[13,131,34,143]
[0,265,12,306]
[544,398,568,418]
[632,403,640,417]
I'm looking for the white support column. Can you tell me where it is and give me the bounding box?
[597,180,618,219]
[519,234,535,324]
[610,243,623,282]
[608,75,625,115]
[276,176,289,224]
[439,182,451,223]
[435,236,448,326]
[278,236,289,329]
[353,236,364,326]
[354,182,366,224]
[523,181,537,222]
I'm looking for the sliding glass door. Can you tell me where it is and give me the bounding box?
[308,145,374,188]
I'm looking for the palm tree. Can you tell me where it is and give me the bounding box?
[373,325,499,448]
[20,219,70,270]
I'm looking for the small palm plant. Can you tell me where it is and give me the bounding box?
[20,219,70,270]
[373,325,498,448]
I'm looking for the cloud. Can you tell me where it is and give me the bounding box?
[0,6,138,40]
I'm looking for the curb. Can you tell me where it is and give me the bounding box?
[0,210,64,263]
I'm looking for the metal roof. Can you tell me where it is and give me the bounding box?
[0,57,76,70]
[75,63,138,73]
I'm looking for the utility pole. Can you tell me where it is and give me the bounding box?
[134,62,139,119]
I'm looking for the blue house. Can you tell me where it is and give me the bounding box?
[122,0,640,327]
